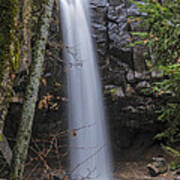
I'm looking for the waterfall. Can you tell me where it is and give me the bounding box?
[59,0,113,179]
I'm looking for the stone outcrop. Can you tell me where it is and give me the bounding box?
[90,0,163,153]
[3,0,163,160]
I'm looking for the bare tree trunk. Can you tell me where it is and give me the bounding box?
[9,0,54,179]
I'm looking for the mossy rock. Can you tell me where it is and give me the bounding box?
[0,0,19,83]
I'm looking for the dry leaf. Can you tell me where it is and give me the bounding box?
[11,74,16,81]
[50,103,58,110]
[38,93,53,109]
[144,39,148,44]
[46,93,53,101]
[42,78,47,86]
[72,130,77,137]
[64,175,69,180]
[38,99,48,109]
[61,97,68,102]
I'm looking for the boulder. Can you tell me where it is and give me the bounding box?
[147,157,168,177]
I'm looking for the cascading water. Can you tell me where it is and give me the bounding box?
[60,0,113,179]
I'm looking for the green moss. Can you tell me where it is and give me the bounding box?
[0,0,20,83]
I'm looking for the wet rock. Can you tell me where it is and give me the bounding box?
[105,85,125,98]
[109,31,131,53]
[127,3,141,16]
[115,127,135,148]
[108,4,127,23]
[135,71,151,81]
[133,45,146,72]
[147,157,168,177]
[135,71,146,80]
[136,81,150,90]
[126,70,135,83]
[92,23,107,43]
[174,176,180,180]
[137,105,146,111]
[89,0,165,147]
[90,0,108,7]
[115,60,130,72]
[107,1,132,54]
[107,6,118,21]
[113,87,125,97]
[151,70,163,79]
[125,84,136,97]
[122,106,137,113]
[90,0,108,62]
[109,0,123,6]
[128,1,147,16]
[147,164,163,177]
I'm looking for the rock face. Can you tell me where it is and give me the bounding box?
[147,157,168,177]
[4,1,163,161]
[4,4,67,138]
[90,0,162,155]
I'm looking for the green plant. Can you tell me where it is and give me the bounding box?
[129,0,180,144]
[153,64,180,143]
[129,0,180,65]
[162,145,180,171]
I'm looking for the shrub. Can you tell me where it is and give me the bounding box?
[129,0,180,144]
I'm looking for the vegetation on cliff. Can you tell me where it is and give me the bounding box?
[129,0,180,168]
[0,0,180,179]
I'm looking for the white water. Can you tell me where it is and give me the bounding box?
[60,0,113,179]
